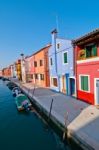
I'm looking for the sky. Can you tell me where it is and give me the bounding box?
[0,0,99,69]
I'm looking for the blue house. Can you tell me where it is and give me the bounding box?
[49,29,76,96]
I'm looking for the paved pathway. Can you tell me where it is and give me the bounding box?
[22,83,89,124]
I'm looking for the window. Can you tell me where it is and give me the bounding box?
[34,61,37,67]
[31,74,33,79]
[35,74,38,79]
[63,52,67,64]
[27,74,33,79]
[57,43,60,49]
[52,78,58,87]
[40,60,43,66]
[86,44,97,58]
[50,58,53,66]
[40,74,44,80]
[80,76,89,91]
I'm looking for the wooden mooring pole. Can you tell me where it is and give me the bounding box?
[48,99,54,122]
[28,88,30,95]
[32,86,35,97]
[63,112,68,140]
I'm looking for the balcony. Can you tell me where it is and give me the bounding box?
[77,49,86,60]
[77,47,98,60]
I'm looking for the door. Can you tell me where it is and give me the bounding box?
[60,77,62,92]
[96,80,99,104]
[70,78,75,96]
[62,75,66,94]
[46,72,50,87]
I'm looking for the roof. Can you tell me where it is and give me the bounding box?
[73,28,99,45]
[29,44,51,57]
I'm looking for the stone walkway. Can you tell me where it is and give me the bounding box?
[13,81,99,150]
[21,83,89,124]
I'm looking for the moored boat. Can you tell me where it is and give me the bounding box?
[7,82,17,90]
[0,76,2,79]
[2,77,10,81]
[15,94,32,111]
[12,87,22,97]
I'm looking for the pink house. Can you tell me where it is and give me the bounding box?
[25,55,35,83]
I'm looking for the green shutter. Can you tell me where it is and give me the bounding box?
[83,76,88,91]
[81,76,84,90]
[86,45,97,58]
[64,53,67,63]
[92,45,97,56]
[81,76,89,91]
[86,48,91,58]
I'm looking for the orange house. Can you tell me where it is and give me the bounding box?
[33,44,51,87]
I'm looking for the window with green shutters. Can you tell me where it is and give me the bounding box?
[63,52,67,64]
[92,45,97,56]
[80,76,89,91]
[86,44,97,58]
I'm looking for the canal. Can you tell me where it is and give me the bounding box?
[0,80,71,150]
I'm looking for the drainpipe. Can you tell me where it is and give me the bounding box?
[51,29,59,91]
[55,37,57,74]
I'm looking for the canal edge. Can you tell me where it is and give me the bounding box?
[13,81,94,150]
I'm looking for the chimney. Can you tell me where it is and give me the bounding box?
[51,29,58,73]
[51,29,57,45]
[20,53,24,60]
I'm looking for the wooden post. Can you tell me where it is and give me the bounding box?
[48,99,54,122]
[32,85,35,97]
[63,112,68,140]
[28,88,30,95]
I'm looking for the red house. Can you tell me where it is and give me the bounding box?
[73,29,99,105]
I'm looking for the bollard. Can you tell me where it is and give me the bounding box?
[48,99,54,122]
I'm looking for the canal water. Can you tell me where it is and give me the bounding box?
[0,80,71,150]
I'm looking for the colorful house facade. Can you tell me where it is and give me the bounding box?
[49,29,75,96]
[2,66,11,78]
[73,29,99,105]
[25,55,34,83]
[0,70,2,77]
[22,44,51,87]
[12,63,17,78]
[15,59,22,81]
[32,44,51,87]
